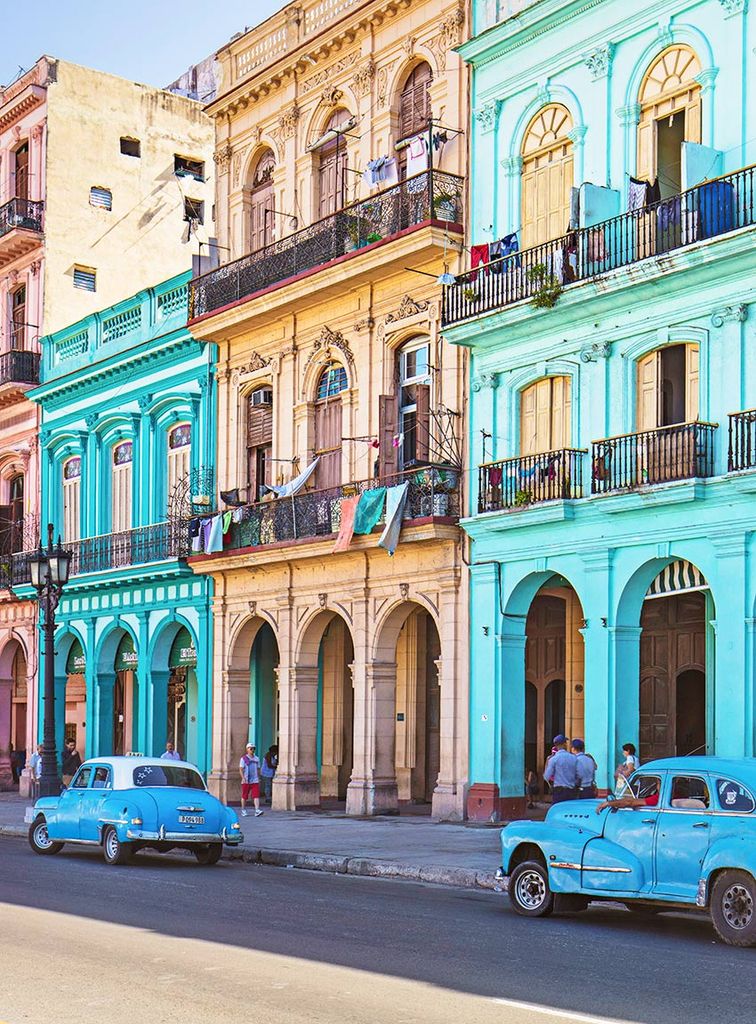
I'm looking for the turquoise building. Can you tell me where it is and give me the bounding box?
[29,273,216,773]
[446,0,756,818]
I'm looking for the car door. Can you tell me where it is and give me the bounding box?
[78,765,113,841]
[654,773,712,900]
[51,765,93,839]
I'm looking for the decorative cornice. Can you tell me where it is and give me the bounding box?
[580,340,611,362]
[239,351,272,374]
[583,43,614,81]
[711,304,748,327]
[320,86,343,108]
[304,325,354,372]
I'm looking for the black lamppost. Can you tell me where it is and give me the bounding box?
[29,524,73,799]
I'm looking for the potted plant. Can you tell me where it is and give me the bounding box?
[366,231,382,244]
[527,263,562,309]
[462,286,479,303]
[345,219,361,253]
[433,191,458,221]
[514,489,532,507]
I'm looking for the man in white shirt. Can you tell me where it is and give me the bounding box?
[160,742,182,761]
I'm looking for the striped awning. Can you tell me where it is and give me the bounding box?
[646,559,708,599]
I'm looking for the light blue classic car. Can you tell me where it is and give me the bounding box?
[28,756,243,865]
[498,757,756,947]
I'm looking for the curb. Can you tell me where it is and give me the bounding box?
[2,822,497,891]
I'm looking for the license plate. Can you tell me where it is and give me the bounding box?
[178,814,205,825]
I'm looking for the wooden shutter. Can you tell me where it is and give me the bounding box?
[64,478,80,543]
[534,379,552,453]
[314,399,342,490]
[520,383,537,455]
[112,461,132,534]
[247,405,273,448]
[684,94,702,145]
[414,383,431,462]
[637,351,660,431]
[685,344,699,421]
[14,144,29,200]
[550,376,571,449]
[400,64,432,139]
[636,117,656,184]
[0,505,12,556]
[378,394,398,478]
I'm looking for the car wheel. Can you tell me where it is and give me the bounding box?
[509,860,554,917]
[711,870,756,947]
[102,826,132,866]
[28,815,64,856]
[194,843,223,866]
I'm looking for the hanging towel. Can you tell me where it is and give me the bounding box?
[406,135,428,176]
[199,518,213,552]
[382,157,398,187]
[627,176,649,212]
[206,514,224,554]
[263,457,320,499]
[470,243,490,282]
[333,495,360,552]
[378,482,409,555]
[222,511,233,533]
[231,507,245,524]
[353,487,387,534]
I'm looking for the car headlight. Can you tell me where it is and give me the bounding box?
[130,817,143,826]
[231,822,241,830]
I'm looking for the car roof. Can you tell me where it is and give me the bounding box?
[639,757,756,783]
[79,756,203,789]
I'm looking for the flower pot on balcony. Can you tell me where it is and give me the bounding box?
[434,200,458,222]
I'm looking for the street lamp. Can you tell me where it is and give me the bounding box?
[29,524,73,798]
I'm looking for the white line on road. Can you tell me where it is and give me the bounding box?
[492,998,630,1024]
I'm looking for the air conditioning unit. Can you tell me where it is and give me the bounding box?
[252,388,273,407]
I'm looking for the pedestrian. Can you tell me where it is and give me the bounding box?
[615,742,639,793]
[161,741,182,761]
[525,769,539,810]
[61,739,82,787]
[239,743,264,817]
[260,744,278,805]
[28,743,43,800]
[571,739,597,798]
[543,734,577,803]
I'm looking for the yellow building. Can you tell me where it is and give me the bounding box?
[189,0,470,818]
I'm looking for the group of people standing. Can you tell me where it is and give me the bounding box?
[529,737,642,806]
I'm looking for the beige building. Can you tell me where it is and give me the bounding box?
[0,56,214,791]
[189,0,470,818]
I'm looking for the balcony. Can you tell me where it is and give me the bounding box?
[8,522,185,587]
[478,448,586,512]
[728,409,756,472]
[591,422,717,495]
[200,466,460,559]
[0,198,44,270]
[443,164,756,327]
[0,349,41,408]
[189,171,464,322]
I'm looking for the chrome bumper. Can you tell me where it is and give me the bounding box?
[494,867,509,889]
[126,826,243,844]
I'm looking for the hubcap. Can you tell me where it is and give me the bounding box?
[106,831,119,860]
[34,822,52,850]
[515,869,547,910]
[722,883,754,931]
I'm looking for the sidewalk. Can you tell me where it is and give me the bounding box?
[0,793,519,890]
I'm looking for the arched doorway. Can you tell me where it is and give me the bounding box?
[639,562,708,761]
[394,607,440,806]
[250,622,279,762]
[248,149,276,251]
[520,104,574,249]
[64,638,86,757]
[167,626,198,763]
[525,583,584,791]
[0,640,27,789]
[99,631,138,756]
[318,616,354,803]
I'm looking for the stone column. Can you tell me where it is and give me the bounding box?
[345,661,398,816]
[208,666,249,803]
[0,678,13,790]
[148,671,170,759]
[432,582,465,820]
[711,534,748,757]
[273,664,320,810]
[606,626,640,788]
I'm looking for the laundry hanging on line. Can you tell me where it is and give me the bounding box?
[333,494,361,553]
[405,135,429,177]
[379,481,409,555]
[353,487,387,535]
[362,156,398,188]
[263,457,320,499]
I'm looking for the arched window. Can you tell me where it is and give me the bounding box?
[14,142,29,200]
[314,364,348,490]
[112,441,133,534]
[520,376,571,455]
[249,149,276,252]
[636,344,699,431]
[318,110,352,219]
[520,105,574,249]
[637,47,702,197]
[167,423,191,499]
[246,388,272,500]
[10,286,26,350]
[63,456,82,543]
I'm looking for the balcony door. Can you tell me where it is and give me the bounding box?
[14,143,29,201]
[636,344,699,482]
[249,150,275,252]
[318,110,351,220]
[520,376,571,455]
[63,457,81,544]
[520,105,574,250]
[11,287,25,350]
[314,365,347,491]
[112,442,133,536]
[397,62,433,180]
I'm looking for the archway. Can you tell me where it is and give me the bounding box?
[64,638,86,758]
[250,622,279,772]
[95,627,139,756]
[166,626,197,762]
[0,639,27,789]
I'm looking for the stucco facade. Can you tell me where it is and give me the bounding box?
[447,0,756,819]
[189,0,471,818]
[26,274,215,774]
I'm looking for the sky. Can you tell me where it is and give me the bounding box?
[0,1,288,91]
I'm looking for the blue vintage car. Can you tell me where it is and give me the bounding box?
[498,757,756,947]
[28,756,243,865]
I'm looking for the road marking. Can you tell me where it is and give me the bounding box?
[492,998,628,1023]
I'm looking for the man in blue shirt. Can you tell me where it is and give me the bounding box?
[571,738,597,798]
[544,734,577,803]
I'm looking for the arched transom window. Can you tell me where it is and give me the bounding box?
[520,105,574,249]
[249,149,276,252]
[168,423,192,500]
[318,109,352,219]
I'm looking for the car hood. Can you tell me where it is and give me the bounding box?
[544,798,604,834]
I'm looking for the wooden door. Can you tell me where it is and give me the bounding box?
[314,399,342,490]
[520,105,574,249]
[520,377,571,455]
[525,594,567,783]
[14,144,29,200]
[249,152,275,251]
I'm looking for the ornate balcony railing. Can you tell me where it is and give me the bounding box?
[189,171,465,319]
[216,465,460,554]
[0,349,40,386]
[728,409,756,472]
[443,164,756,327]
[591,422,717,495]
[8,522,186,587]
[0,197,44,240]
[478,448,586,512]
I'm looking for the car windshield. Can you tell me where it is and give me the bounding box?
[132,765,205,789]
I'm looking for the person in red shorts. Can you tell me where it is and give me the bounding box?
[239,743,264,817]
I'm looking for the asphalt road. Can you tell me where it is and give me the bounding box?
[0,837,753,1024]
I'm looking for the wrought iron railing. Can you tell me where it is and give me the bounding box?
[728,409,756,471]
[0,197,44,240]
[591,422,717,494]
[8,522,186,587]
[443,164,756,326]
[189,171,464,319]
[478,448,586,512]
[211,465,460,553]
[0,349,40,386]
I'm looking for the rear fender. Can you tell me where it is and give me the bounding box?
[699,838,756,905]
[98,795,147,843]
